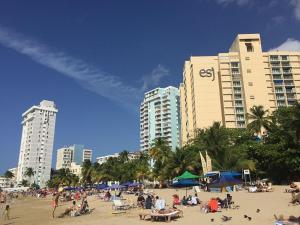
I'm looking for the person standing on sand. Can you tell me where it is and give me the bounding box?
[52,192,60,218]
[2,204,10,220]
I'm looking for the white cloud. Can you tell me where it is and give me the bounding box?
[269,38,300,51]
[290,0,300,21]
[141,65,169,91]
[215,0,250,6]
[0,25,169,110]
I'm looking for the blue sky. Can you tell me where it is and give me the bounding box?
[1,0,300,173]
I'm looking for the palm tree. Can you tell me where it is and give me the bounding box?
[149,138,171,164]
[25,167,35,185]
[81,160,93,185]
[118,150,129,163]
[291,102,300,144]
[21,179,29,187]
[167,147,200,178]
[4,170,14,179]
[247,105,270,136]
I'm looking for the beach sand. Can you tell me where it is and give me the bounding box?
[1,186,299,225]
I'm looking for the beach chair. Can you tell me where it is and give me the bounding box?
[139,209,183,222]
[266,183,274,192]
[193,186,201,194]
[112,199,131,211]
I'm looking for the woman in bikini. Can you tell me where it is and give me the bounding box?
[52,192,60,218]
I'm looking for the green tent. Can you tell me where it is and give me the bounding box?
[175,171,200,180]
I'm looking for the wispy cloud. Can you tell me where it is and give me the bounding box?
[141,65,169,91]
[269,38,300,51]
[0,25,169,110]
[214,0,251,6]
[290,0,300,21]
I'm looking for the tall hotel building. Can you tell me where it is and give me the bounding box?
[17,100,58,187]
[140,86,180,151]
[180,34,300,145]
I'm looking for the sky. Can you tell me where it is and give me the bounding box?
[0,0,300,173]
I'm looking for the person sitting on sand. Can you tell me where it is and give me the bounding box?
[79,199,90,214]
[145,195,153,209]
[274,214,300,223]
[290,192,300,205]
[59,200,80,218]
[187,195,198,206]
[172,194,180,208]
[137,194,145,207]
[181,196,188,206]
[208,198,219,213]
[154,196,166,210]
[104,191,111,201]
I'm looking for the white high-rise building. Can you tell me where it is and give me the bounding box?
[140,87,180,151]
[17,100,58,187]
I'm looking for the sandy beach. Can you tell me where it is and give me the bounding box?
[1,186,299,225]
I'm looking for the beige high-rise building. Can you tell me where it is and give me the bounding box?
[180,34,300,145]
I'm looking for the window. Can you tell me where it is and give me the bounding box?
[247,69,252,73]
[248,82,253,86]
[245,43,254,52]
[250,95,255,99]
[231,62,239,67]
[281,55,288,60]
[245,57,250,60]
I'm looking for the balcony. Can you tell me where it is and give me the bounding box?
[271,62,280,67]
[283,75,293,80]
[277,100,286,106]
[233,82,241,87]
[272,75,282,80]
[236,116,245,121]
[284,81,294,86]
[272,69,281,74]
[283,69,292,74]
[286,93,296,99]
[234,94,242,100]
[270,56,279,61]
[236,109,244,114]
[285,88,295,94]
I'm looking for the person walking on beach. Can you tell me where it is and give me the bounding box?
[52,192,60,218]
[2,204,10,220]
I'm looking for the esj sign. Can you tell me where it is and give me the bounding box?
[199,67,215,81]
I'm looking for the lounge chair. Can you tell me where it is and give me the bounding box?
[193,186,201,194]
[112,199,131,211]
[139,209,183,222]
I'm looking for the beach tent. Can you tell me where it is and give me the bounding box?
[121,181,133,186]
[175,171,200,180]
[172,179,200,196]
[128,182,142,187]
[173,171,200,196]
[95,183,109,190]
[209,175,242,189]
[104,184,126,190]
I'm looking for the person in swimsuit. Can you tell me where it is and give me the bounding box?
[52,192,60,218]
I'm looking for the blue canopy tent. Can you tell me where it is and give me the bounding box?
[172,177,200,196]
[209,175,242,189]
[121,181,133,187]
[104,184,126,190]
[128,182,142,187]
[95,183,109,190]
